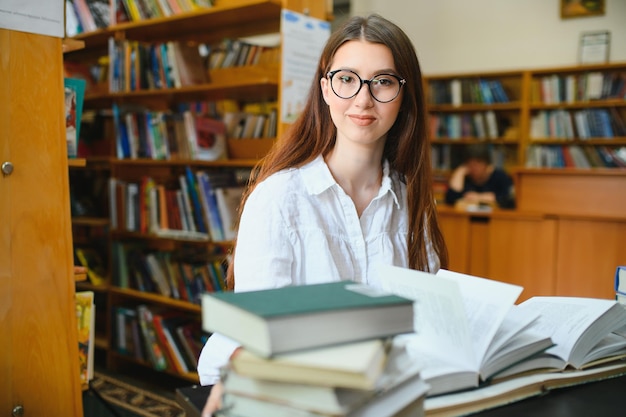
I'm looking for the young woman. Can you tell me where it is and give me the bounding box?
[198,13,449,415]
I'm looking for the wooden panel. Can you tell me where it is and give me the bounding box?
[514,169,626,218]
[555,218,626,299]
[0,29,82,415]
[436,208,471,274]
[488,216,557,302]
[468,220,489,278]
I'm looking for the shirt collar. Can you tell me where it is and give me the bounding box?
[300,155,401,209]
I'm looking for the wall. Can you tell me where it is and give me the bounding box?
[350,0,626,74]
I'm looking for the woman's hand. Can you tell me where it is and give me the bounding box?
[202,382,223,417]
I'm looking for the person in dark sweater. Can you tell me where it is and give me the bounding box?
[445,144,515,209]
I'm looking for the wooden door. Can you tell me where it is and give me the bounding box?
[0,29,83,416]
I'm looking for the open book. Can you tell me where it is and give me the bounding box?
[379,266,554,396]
[494,296,626,378]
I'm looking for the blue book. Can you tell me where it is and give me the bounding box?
[615,266,626,295]
[184,166,208,234]
[195,171,225,241]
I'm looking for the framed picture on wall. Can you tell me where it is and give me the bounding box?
[561,0,605,19]
[579,31,610,64]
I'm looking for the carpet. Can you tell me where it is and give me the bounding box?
[89,372,185,417]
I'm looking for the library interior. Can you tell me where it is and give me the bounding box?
[2,0,626,416]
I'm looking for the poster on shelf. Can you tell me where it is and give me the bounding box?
[280,9,331,124]
[0,0,64,38]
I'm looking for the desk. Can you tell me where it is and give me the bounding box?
[176,372,626,417]
[472,373,626,417]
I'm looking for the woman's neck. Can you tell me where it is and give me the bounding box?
[324,143,383,216]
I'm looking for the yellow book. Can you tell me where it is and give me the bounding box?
[75,291,95,385]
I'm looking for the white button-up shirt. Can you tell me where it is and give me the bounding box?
[198,155,439,384]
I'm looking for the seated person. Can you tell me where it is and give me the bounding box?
[445,144,515,209]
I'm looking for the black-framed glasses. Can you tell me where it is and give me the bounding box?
[327,69,406,103]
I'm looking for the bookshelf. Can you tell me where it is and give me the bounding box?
[425,70,526,203]
[64,0,329,383]
[526,62,626,168]
[425,62,626,202]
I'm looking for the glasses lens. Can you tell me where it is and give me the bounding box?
[330,70,402,102]
[330,70,362,99]
[370,74,402,102]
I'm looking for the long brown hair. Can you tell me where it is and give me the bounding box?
[227,14,448,289]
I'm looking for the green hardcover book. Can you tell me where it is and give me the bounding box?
[201,281,414,358]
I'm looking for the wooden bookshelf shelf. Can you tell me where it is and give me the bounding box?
[68,158,87,167]
[109,287,202,313]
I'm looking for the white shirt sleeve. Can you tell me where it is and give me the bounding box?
[233,179,296,290]
[197,179,296,385]
[197,333,240,386]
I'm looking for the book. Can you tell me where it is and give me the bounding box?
[170,42,208,87]
[229,339,389,390]
[201,281,414,358]
[615,265,626,295]
[74,247,107,286]
[64,77,86,158]
[378,265,554,396]
[224,337,424,415]
[75,291,95,385]
[136,304,169,371]
[221,357,429,417]
[194,115,227,161]
[492,296,626,378]
[214,185,244,241]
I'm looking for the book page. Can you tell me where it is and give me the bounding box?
[378,265,473,367]
[482,306,541,366]
[435,269,523,367]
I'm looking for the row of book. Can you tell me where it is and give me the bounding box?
[205,36,280,70]
[112,104,278,161]
[429,111,511,140]
[108,39,208,92]
[529,108,626,140]
[530,71,626,104]
[525,144,626,168]
[66,0,110,35]
[65,0,213,35]
[112,0,213,24]
[113,244,227,303]
[108,168,246,242]
[200,266,626,416]
[113,304,208,374]
[431,143,511,171]
[429,78,511,106]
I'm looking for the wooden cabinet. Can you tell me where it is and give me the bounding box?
[0,30,82,415]
[438,168,626,301]
[437,207,557,302]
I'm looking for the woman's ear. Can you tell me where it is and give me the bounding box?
[320,77,331,105]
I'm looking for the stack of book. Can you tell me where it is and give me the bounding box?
[201,281,428,417]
